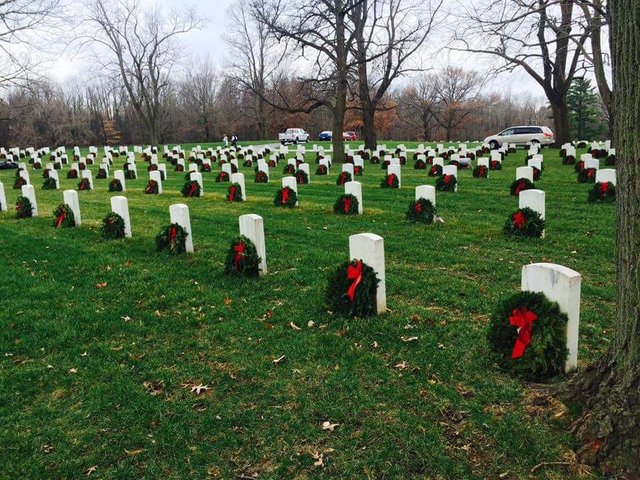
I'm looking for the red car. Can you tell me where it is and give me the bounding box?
[343,131,358,141]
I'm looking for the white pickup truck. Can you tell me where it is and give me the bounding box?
[279,128,310,144]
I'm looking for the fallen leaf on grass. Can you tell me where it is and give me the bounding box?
[124,448,143,456]
[69,368,78,374]
[372,341,379,349]
[85,466,97,476]
[394,361,408,370]
[142,380,164,396]
[321,421,339,432]
[273,355,286,364]
[223,297,232,305]
[289,322,302,331]
[190,384,209,395]
[96,282,108,289]
[401,336,419,343]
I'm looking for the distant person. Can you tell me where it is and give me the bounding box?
[231,134,238,147]
[222,134,229,148]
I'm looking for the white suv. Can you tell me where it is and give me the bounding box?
[278,128,310,144]
[484,126,554,150]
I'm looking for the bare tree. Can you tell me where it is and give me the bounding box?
[349,0,443,149]
[395,75,440,141]
[81,0,202,145]
[454,0,591,146]
[180,57,220,143]
[224,0,283,140]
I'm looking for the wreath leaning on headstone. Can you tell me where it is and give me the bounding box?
[509,178,535,196]
[295,169,309,185]
[13,176,27,189]
[227,183,243,202]
[181,180,201,197]
[380,173,399,188]
[489,160,502,170]
[326,259,380,318]
[472,165,488,178]
[52,204,75,228]
[109,179,123,192]
[155,223,188,254]
[333,193,359,215]
[42,177,57,190]
[436,174,457,192]
[336,171,352,186]
[577,168,597,183]
[273,186,297,208]
[224,235,261,277]
[588,181,616,203]
[254,171,269,183]
[15,196,33,219]
[144,180,159,194]
[316,164,328,175]
[406,198,437,224]
[101,212,126,239]
[414,159,427,170]
[216,171,229,182]
[428,164,442,177]
[77,178,91,191]
[503,207,545,238]
[487,291,568,380]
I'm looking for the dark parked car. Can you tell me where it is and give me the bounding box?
[0,160,18,170]
[319,131,332,141]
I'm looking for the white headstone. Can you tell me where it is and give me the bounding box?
[344,181,363,214]
[433,157,444,167]
[189,172,204,196]
[595,168,616,186]
[81,170,94,190]
[231,173,246,200]
[527,158,542,171]
[477,158,489,168]
[21,184,38,216]
[442,165,458,192]
[349,233,386,314]
[149,171,163,194]
[114,170,126,191]
[63,190,82,226]
[111,196,132,238]
[0,182,7,212]
[222,163,232,176]
[516,166,534,182]
[342,163,354,177]
[169,204,194,253]
[521,263,581,373]
[319,158,330,170]
[189,163,198,173]
[282,176,298,206]
[415,185,436,207]
[387,164,402,187]
[19,169,30,185]
[519,189,545,238]
[584,158,600,170]
[239,214,267,275]
[298,163,310,183]
[48,170,60,189]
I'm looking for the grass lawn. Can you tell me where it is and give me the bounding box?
[0,142,615,479]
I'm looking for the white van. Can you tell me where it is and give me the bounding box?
[484,126,554,150]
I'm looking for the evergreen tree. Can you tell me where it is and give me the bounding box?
[567,78,608,140]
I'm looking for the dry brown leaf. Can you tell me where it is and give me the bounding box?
[372,341,379,349]
[124,448,143,456]
[401,336,419,342]
[273,355,286,364]
[69,368,78,374]
[289,322,302,331]
[321,421,339,432]
[190,384,209,395]
[96,282,108,289]
[85,466,97,476]
[223,297,232,305]
[394,361,408,370]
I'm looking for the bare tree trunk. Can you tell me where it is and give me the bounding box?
[550,98,571,145]
[565,0,640,475]
[361,103,377,150]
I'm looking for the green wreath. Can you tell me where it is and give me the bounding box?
[255,171,269,183]
[574,161,585,173]
[109,179,123,192]
[156,223,188,254]
[489,160,502,170]
[243,159,253,167]
[503,207,545,238]
[487,291,568,379]
[337,171,352,186]
[144,180,159,194]
[67,168,79,179]
[77,178,92,191]
[436,174,457,192]
[224,235,261,277]
[273,186,297,208]
[577,168,597,183]
[283,164,296,175]
[588,181,616,203]
[562,155,576,165]
[326,259,380,317]
[472,165,488,178]
[13,176,27,189]
[380,173,399,188]
[414,159,427,170]
[216,171,229,182]
[532,167,542,181]
[333,194,359,215]
[175,164,185,172]
[43,169,51,179]
[428,164,442,177]
[42,177,57,190]
[316,164,328,175]
[406,198,437,224]
[15,196,33,218]
[605,155,616,166]
[181,180,201,197]
[52,203,75,228]
[201,163,212,172]
[227,182,243,202]
[370,156,380,164]
[125,169,137,179]
[509,178,535,196]
[97,168,108,179]
[33,161,42,169]
[354,165,363,176]
[101,212,126,239]
[294,169,309,185]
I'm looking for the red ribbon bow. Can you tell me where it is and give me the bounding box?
[515,180,526,195]
[512,211,526,230]
[343,197,352,213]
[509,307,538,359]
[387,174,395,186]
[234,242,245,271]
[599,182,609,197]
[346,260,363,302]
[169,226,177,243]
[228,186,236,201]
[189,183,198,197]
[281,187,290,204]
[55,212,66,228]
[444,175,452,185]
[415,202,423,214]
[587,169,595,179]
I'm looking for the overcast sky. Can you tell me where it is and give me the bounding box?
[49,0,546,103]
